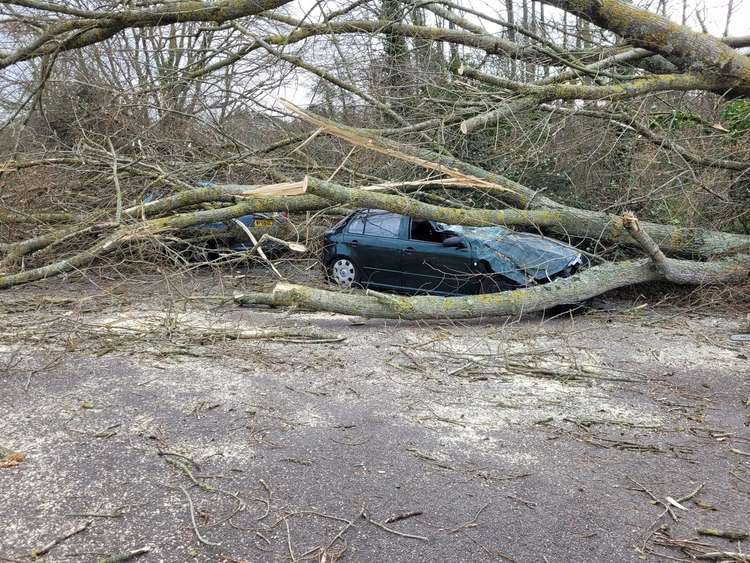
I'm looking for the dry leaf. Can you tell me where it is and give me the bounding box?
[0,452,26,468]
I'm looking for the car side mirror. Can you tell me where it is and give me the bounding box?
[443,236,466,249]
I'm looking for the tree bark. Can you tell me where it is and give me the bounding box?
[541,0,750,94]
[236,254,749,320]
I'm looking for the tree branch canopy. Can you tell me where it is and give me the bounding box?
[0,0,295,69]
[541,0,750,94]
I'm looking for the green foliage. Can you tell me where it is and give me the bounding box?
[649,110,701,131]
[720,100,750,136]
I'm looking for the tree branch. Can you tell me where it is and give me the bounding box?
[540,0,750,94]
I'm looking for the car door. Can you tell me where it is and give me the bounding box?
[401,221,476,294]
[342,211,404,288]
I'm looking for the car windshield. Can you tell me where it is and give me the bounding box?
[433,222,517,238]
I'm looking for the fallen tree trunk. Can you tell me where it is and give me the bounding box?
[1,182,315,267]
[235,255,750,320]
[3,172,749,290]
[0,191,328,289]
[281,101,750,259]
[303,176,750,261]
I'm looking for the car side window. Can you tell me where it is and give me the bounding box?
[364,212,402,238]
[347,214,366,234]
[410,219,442,243]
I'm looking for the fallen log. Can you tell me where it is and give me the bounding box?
[1,182,315,267]
[282,100,750,259]
[0,191,327,289]
[3,174,749,291]
[234,255,750,320]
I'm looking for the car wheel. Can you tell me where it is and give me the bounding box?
[329,257,360,288]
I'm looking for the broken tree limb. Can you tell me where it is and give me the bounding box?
[304,176,565,227]
[621,211,737,284]
[541,0,750,94]
[623,211,670,267]
[304,177,750,260]
[124,180,309,218]
[0,0,293,71]
[0,222,116,270]
[281,101,750,259]
[0,192,326,289]
[458,73,726,135]
[234,255,750,319]
[1,181,312,268]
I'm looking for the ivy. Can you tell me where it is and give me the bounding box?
[720,100,750,136]
[649,110,701,131]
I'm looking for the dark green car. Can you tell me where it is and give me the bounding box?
[321,209,587,295]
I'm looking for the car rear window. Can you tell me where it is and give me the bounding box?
[364,212,401,238]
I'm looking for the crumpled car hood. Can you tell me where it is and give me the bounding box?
[450,226,583,285]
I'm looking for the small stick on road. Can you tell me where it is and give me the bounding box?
[32,520,92,558]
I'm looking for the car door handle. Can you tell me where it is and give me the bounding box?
[402,247,415,254]
[350,240,359,247]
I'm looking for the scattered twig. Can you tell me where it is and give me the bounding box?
[677,483,705,503]
[696,551,749,561]
[449,504,490,534]
[325,505,365,551]
[283,518,296,562]
[506,495,537,509]
[66,507,126,519]
[178,485,221,547]
[365,511,428,541]
[698,529,750,541]
[98,546,151,563]
[257,479,272,521]
[384,511,423,524]
[31,520,92,558]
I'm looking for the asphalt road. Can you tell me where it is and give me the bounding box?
[1,283,749,562]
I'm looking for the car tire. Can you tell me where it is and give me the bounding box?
[328,257,360,289]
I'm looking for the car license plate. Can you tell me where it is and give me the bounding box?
[254,219,273,228]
